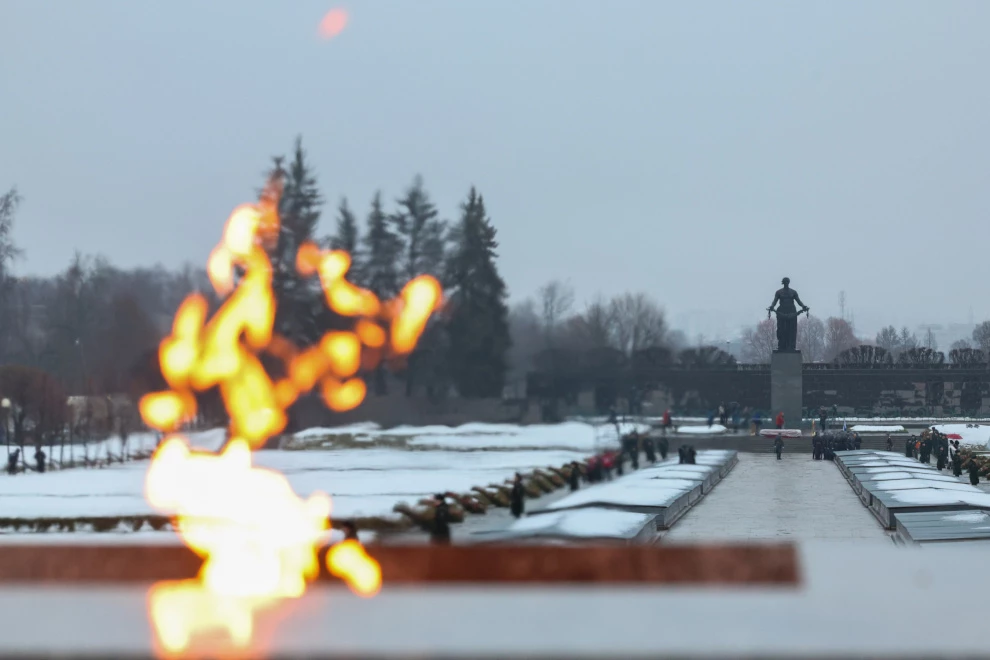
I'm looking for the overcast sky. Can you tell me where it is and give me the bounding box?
[3,1,989,339]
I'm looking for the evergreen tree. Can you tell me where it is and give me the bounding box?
[329,197,359,253]
[0,186,24,362]
[361,191,401,299]
[270,137,324,344]
[391,175,447,281]
[328,197,361,282]
[360,191,401,395]
[445,187,511,398]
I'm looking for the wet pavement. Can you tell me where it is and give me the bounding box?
[663,452,888,542]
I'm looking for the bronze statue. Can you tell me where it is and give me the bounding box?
[767,277,809,352]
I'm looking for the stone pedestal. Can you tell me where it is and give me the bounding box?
[770,351,803,430]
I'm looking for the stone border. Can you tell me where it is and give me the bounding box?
[0,543,799,585]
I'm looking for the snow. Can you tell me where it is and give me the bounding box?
[503,508,655,539]
[676,424,727,435]
[889,488,990,508]
[545,484,691,511]
[862,473,958,483]
[850,425,905,433]
[932,424,990,448]
[0,423,629,524]
[29,428,227,468]
[873,480,978,492]
[944,512,990,523]
[294,421,649,452]
[758,429,802,438]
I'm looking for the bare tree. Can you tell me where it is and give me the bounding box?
[833,345,892,367]
[536,280,574,347]
[972,321,990,356]
[558,296,616,351]
[824,317,858,361]
[797,315,826,362]
[899,327,919,352]
[949,347,985,365]
[923,328,938,351]
[741,318,776,363]
[609,292,667,355]
[875,325,900,355]
[950,339,972,352]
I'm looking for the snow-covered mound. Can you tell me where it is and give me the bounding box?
[932,424,990,448]
[676,424,727,435]
[850,425,905,433]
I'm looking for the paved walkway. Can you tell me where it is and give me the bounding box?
[664,452,887,541]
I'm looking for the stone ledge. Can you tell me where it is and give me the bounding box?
[0,543,800,585]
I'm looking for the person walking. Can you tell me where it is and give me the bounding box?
[643,435,657,464]
[775,411,785,430]
[510,473,525,519]
[569,462,581,491]
[818,407,828,432]
[340,520,359,541]
[886,434,893,452]
[774,434,784,460]
[752,411,763,435]
[969,458,981,486]
[431,494,452,545]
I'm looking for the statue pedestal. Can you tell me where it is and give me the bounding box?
[770,351,803,431]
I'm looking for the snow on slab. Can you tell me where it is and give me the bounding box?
[889,488,990,508]
[932,424,990,448]
[863,471,937,481]
[676,425,727,435]
[874,480,979,492]
[850,425,906,433]
[857,462,934,470]
[945,512,990,523]
[862,473,958,483]
[545,476,695,510]
[505,508,654,539]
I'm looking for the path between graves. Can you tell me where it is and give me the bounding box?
[663,452,888,541]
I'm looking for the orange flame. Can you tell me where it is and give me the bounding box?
[142,175,440,655]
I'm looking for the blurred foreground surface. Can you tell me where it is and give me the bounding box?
[0,540,984,658]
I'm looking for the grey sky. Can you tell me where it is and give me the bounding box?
[3,1,989,340]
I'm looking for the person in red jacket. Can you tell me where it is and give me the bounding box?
[775,411,785,429]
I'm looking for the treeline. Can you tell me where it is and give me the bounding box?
[506,281,690,383]
[0,137,513,426]
[739,315,990,366]
[741,315,857,364]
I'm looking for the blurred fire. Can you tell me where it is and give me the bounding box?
[318,8,349,40]
[141,175,439,656]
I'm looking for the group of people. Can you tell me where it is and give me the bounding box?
[810,431,861,461]
[5,447,46,475]
[586,431,679,483]
[903,428,979,484]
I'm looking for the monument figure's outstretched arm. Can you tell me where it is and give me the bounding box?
[767,292,780,315]
[793,291,810,311]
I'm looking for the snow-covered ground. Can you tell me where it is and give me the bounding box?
[932,424,990,448]
[676,424,727,435]
[27,428,228,468]
[0,422,637,527]
[849,425,906,433]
